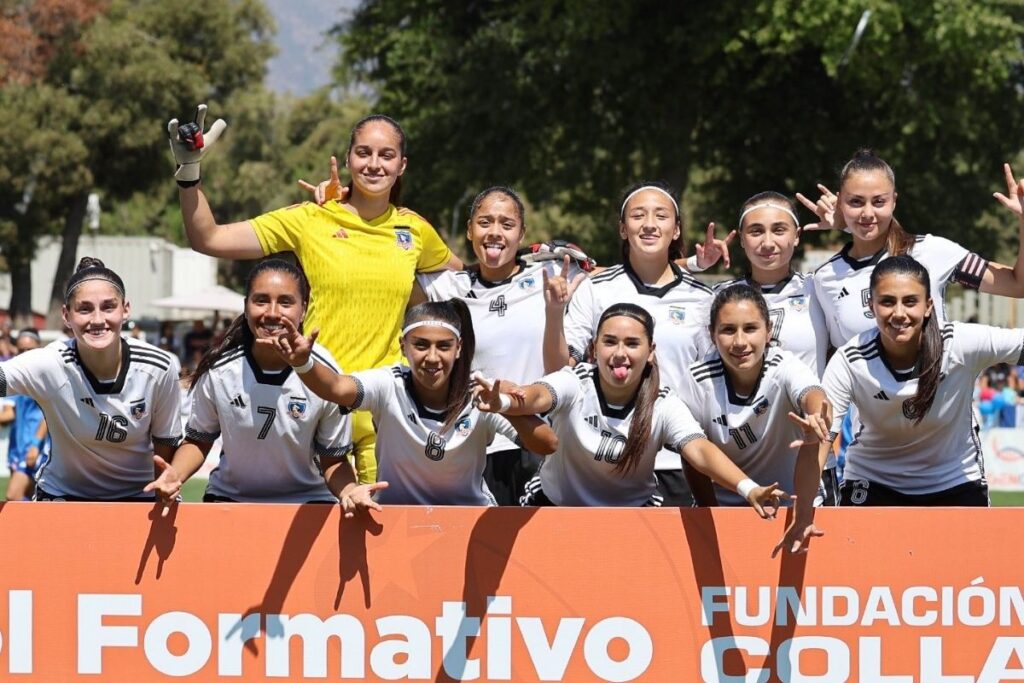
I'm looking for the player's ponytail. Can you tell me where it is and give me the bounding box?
[870,256,942,423]
[402,298,477,433]
[595,303,659,476]
[839,149,914,256]
[64,256,127,304]
[190,259,310,390]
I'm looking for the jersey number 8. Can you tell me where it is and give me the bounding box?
[425,432,447,461]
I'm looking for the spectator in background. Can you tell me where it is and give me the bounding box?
[0,321,15,361]
[158,321,177,357]
[182,319,213,371]
[0,329,50,500]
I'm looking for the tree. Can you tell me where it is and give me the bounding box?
[335,0,1024,266]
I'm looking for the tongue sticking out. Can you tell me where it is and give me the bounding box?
[613,366,629,380]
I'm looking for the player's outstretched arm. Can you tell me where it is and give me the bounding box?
[505,415,558,455]
[320,455,388,518]
[542,256,584,372]
[473,374,553,416]
[169,104,264,259]
[679,438,789,519]
[981,168,1024,297]
[256,317,362,406]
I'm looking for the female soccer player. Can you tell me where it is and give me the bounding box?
[713,193,839,503]
[0,258,182,501]
[679,285,831,513]
[169,106,461,486]
[800,149,1024,347]
[543,182,727,506]
[409,187,587,504]
[0,329,50,501]
[262,299,557,506]
[822,255,1023,506]
[145,259,380,511]
[479,302,786,513]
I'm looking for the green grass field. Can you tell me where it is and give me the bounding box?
[4,476,1024,505]
[0,476,208,502]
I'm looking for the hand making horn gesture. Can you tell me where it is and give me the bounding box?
[542,255,587,311]
[993,163,1024,217]
[787,400,832,449]
[693,222,737,270]
[795,183,844,231]
[298,155,348,206]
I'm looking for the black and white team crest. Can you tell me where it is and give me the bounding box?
[488,295,508,317]
[287,397,307,419]
[130,398,147,420]
[230,394,247,408]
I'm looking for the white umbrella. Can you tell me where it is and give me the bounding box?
[150,285,244,314]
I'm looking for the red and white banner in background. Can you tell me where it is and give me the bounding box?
[980,427,1024,491]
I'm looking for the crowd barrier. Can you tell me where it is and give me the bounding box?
[0,503,1022,681]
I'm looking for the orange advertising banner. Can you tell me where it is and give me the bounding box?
[0,503,1022,681]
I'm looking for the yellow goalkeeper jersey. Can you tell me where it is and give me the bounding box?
[250,201,452,374]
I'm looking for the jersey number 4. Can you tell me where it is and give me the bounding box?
[488,295,508,317]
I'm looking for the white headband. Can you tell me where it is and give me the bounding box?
[402,320,461,338]
[738,202,800,229]
[620,186,679,218]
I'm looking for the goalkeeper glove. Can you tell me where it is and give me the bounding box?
[518,239,597,272]
[167,104,227,187]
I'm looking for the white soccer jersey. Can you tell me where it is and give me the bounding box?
[812,234,987,348]
[715,273,828,376]
[0,337,182,499]
[351,365,521,505]
[185,343,352,503]
[418,259,580,453]
[535,364,706,507]
[822,322,1024,494]
[680,348,824,506]
[564,262,713,470]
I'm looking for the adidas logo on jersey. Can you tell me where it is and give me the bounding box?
[837,287,850,299]
[80,397,94,408]
[586,415,600,430]
[230,394,247,408]
[407,412,417,423]
[713,415,728,426]
[874,391,889,400]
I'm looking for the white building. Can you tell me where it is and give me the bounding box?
[0,235,220,321]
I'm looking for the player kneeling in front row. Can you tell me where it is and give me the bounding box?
[262,298,557,506]
[476,302,786,516]
[0,258,182,501]
[147,259,381,513]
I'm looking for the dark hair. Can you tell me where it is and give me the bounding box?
[64,257,126,304]
[869,255,941,423]
[469,186,526,230]
[839,148,914,256]
[189,259,310,390]
[618,181,684,262]
[402,298,476,432]
[709,283,772,333]
[594,303,660,476]
[347,114,407,206]
[738,191,799,231]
